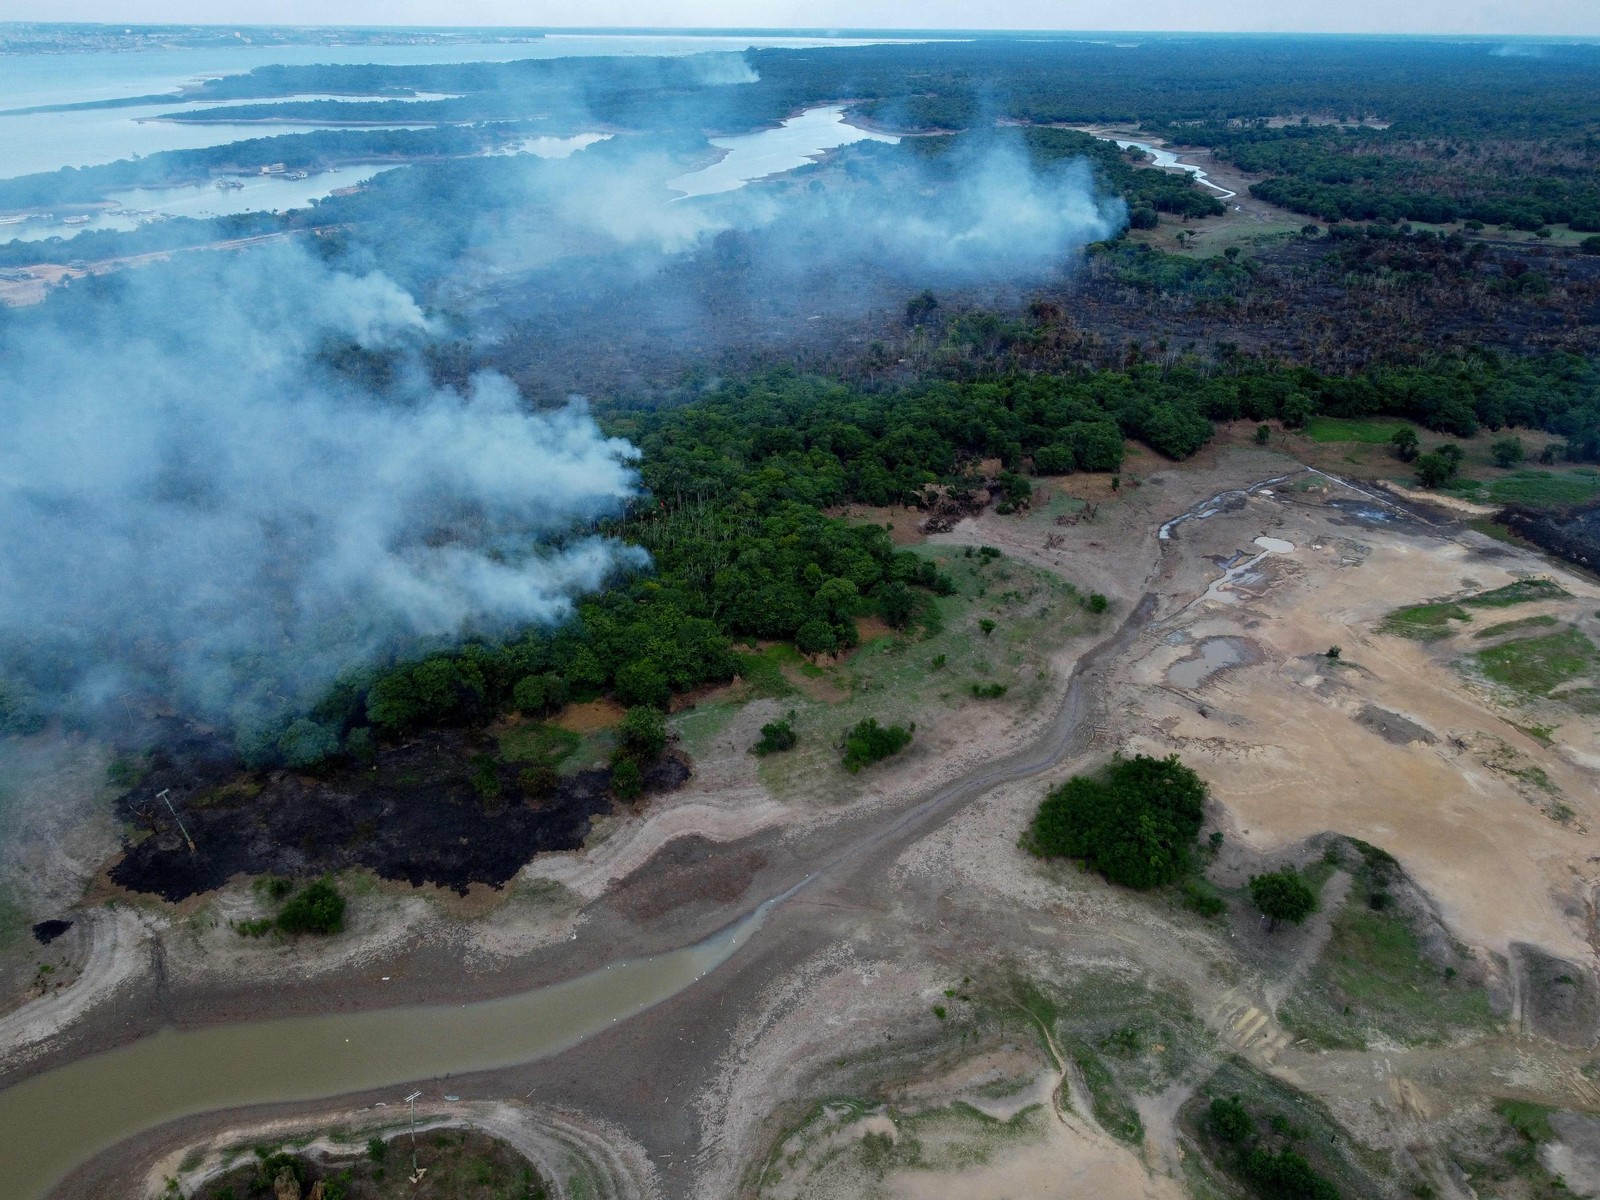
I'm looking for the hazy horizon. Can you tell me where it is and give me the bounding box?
[2,3,1597,38]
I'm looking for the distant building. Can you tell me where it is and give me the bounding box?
[260,162,287,175]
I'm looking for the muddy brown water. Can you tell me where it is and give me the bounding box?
[0,473,1303,1200]
[1166,636,1251,689]
[0,905,771,1199]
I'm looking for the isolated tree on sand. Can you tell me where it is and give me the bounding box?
[1249,868,1318,931]
[1030,754,1207,889]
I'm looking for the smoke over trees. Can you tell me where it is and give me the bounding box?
[0,244,644,745]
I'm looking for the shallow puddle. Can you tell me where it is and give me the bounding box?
[1167,636,1252,689]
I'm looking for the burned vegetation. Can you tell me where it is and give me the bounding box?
[107,726,688,901]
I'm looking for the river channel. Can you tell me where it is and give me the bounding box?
[0,900,773,1198]
[1095,135,1238,201]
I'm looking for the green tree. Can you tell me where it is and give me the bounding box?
[276,879,345,935]
[795,619,838,655]
[617,706,668,762]
[366,657,485,733]
[880,581,917,630]
[1207,1097,1254,1143]
[1031,754,1207,889]
[1414,451,1456,488]
[842,718,913,772]
[1032,444,1075,474]
[1249,867,1319,930]
[754,715,798,755]
[610,757,643,800]
[1490,436,1525,468]
[276,718,338,769]
[614,658,670,709]
[1389,426,1420,462]
[513,673,568,717]
[1279,393,1314,430]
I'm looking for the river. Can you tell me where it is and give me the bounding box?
[1,131,612,244]
[0,899,776,1199]
[6,103,890,246]
[667,105,900,198]
[0,34,920,182]
[1097,136,1238,201]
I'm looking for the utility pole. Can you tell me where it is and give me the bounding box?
[157,789,196,853]
[406,1090,422,1176]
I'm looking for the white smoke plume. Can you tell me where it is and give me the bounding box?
[452,132,1123,292]
[683,52,760,86]
[0,243,643,735]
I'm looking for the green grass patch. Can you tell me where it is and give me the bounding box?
[1462,578,1570,608]
[1487,469,1600,508]
[757,547,1089,800]
[731,644,801,699]
[496,722,581,765]
[1474,614,1561,639]
[1281,865,1492,1049]
[1498,1100,1556,1144]
[1186,1061,1399,1200]
[670,700,742,760]
[1472,626,1598,696]
[1378,601,1473,640]
[1066,1039,1145,1145]
[1304,416,1410,445]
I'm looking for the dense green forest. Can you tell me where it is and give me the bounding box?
[9,35,1597,235]
[149,37,1600,139]
[1150,120,1600,230]
[262,351,1597,766]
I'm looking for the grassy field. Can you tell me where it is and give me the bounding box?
[1380,579,1572,642]
[1304,417,1410,445]
[1183,1060,1400,1199]
[1378,600,1473,641]
[1445,469,1600,508]
[495,723,581,766]
[1471,626,1598,697]
[751,545,1099,800]
[1473,614,1561,639]
[1280,852,1494,1049]
[1462,579,1570,608]
[1489,469,1600,507]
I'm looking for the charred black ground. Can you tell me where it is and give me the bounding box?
[1502,499,1600,574]
[108,731,688,901]
[30,920,72,945]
